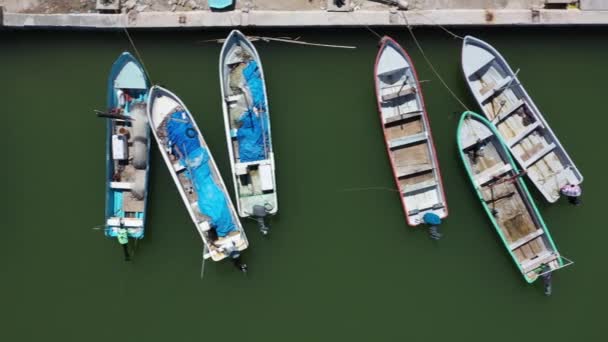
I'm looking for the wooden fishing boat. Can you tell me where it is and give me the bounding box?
[219,30,277,235]
[374,36,448,226]
[103,52,151,254]
[462,36,583,203]
[457,111,571,284]
[147,86,248,262]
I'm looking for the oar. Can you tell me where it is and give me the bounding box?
[396,75,411,97]
[95,109,133,121]
[497,68,521,92]
[200,245,208,280]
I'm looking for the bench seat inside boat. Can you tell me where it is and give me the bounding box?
[474,163,513,187]
[381,85,416,102]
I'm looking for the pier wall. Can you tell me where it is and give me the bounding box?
[2,8,608,29]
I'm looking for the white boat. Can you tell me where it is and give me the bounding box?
[219,30,278,235]
[147,85,248,262]
[462,36,583,203]
[374,36,448,227]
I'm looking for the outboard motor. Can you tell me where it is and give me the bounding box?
[542,269,553,296]
[223,242,248,273]
[252,204,271,236]
[423,212,442,241]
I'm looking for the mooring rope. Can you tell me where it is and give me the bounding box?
[399,11,470,112]
[411,11,465,40]
[363,25,383,40]
[122,15,153,84]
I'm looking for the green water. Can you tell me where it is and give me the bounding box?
[1,27,605,341]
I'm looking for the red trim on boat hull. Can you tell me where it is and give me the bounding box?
[374,36,449,227]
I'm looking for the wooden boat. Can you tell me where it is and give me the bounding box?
[219,30,277,235]
[374,36,448,226]
[147,86,248,262]
[462,36,583,203]
[104,52,150,251]
[457,111,571,284]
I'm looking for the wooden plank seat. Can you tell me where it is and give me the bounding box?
[507,121,542,147]
[381,85,416,102]
[173,162,186,173]
[110,182,133,190]
[491,99,525,124]
[106,217,144,228]
[407,202,444,216]
[402,179,437,195]
[460,131,493,150]
[384,110,423,125]
[389,132,427,149]
[509,230,544,251]
[479,76,512,103]
[523,143,556,168]
[396,164,434,179]
[474,163,513,187]
[521,250,558,274]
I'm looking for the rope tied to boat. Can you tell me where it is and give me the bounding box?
[122,15,153,84]
[399,11,470,113]
[410,11,465,40]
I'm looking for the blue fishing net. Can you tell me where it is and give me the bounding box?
[167,111,236,237]
[237,61,270,162]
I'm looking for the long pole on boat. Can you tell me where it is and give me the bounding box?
[200,246,208,280]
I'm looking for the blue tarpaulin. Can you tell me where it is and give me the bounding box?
[167,111,236,237]
[237,60,270,162]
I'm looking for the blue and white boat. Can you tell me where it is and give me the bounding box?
[103,52,151,253]
[147,86,249,262]
[220,30,277,235]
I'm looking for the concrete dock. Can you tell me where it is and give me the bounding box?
[1,1,608,28]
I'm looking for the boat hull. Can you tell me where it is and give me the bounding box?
[147,86,248,262]
[461,36,583,203]
[104,52,151,241]
[374,36,448,227]
[457,111,564,283]
[219,30,278,219]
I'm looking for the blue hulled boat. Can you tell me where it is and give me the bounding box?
[103,52,151,258]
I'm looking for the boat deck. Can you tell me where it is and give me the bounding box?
[376,39,446,225]
[221,32,278,217]
[460,114,560,281]
[109,101,147,220]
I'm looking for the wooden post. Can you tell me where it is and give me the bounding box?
[0,6,4,28]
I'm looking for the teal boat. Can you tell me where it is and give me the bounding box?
[103,52,151,260]
[457,111,571,286]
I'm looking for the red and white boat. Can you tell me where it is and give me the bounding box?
[374,36,448,227]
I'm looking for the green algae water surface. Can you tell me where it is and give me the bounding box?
[0,27,605,341]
